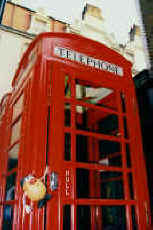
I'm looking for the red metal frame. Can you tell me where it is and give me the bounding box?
[0,32,151,230]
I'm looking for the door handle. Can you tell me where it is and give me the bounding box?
[49,172,58,191]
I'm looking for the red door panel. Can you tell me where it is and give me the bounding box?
[45,62,150,230]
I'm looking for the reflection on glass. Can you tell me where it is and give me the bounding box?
[75,79,117,111]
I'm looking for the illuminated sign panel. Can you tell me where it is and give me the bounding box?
[54,47,124,77]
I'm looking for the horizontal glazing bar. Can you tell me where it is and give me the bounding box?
[76,199,136,206]
[4,167,17,176]
[64,127,130,143]
[0,200,17,205]
[64,98,120,115]
[63,161,132,172]
[7,140,20,152]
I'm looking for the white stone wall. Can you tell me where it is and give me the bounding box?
[68,3,149,77]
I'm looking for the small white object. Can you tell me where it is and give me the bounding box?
[25,205,32,214]
[99,158,109,166]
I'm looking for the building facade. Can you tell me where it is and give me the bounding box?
[0,0,149,98]
[67,2,148,76]
[139,0,153,69]
[0,0,66,99]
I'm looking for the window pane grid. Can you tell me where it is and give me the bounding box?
[62,203,138,229]
[63,77,138,229]
[64,127,130,142]
[65,97,128,118]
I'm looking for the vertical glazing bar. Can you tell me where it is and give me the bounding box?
[94,123,102,230]
[116,92,130,197]
[59,199,63,230]
[126,205,133,230]
[71,78,76,230]
[47,64,65,230]
[71,204,76,230]
[71,78,76,162]
[38,208,45,230]
[88,122,96,230]
[125,88,149,229]
[88,121,102,230]
[116,91,131,230]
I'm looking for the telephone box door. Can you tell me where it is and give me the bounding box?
[46,62,150,230]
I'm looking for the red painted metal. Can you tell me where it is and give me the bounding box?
[0,32,151,230]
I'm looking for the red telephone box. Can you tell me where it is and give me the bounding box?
[0,33,151,230]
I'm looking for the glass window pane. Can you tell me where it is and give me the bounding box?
[76,169,124,199]
[77,206,91,230]
[101,171,124,199]
[11,119,22,145]
[77,205,127,230]
[76,135,122,167]
[12,94,24,120]
[120,93,126,113]
[126,144,131,168]
[65,75,71,98]
[63,205,71,230]
[75,79,117,111]
[2,205,14,230]
[8,144,19,164]
[124,117,129,139]
[102,206,126,229]
[98,114,119,136]
[65,133,71,161]
[76,105,119,137]
[65,103,71,127]
[7,158,18,171]
[128,173,134,199]
[131,206,138,230]
[5,173,16,201]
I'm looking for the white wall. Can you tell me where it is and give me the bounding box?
[0,29,32,100]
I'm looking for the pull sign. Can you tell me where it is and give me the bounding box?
[54,47,123,77]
